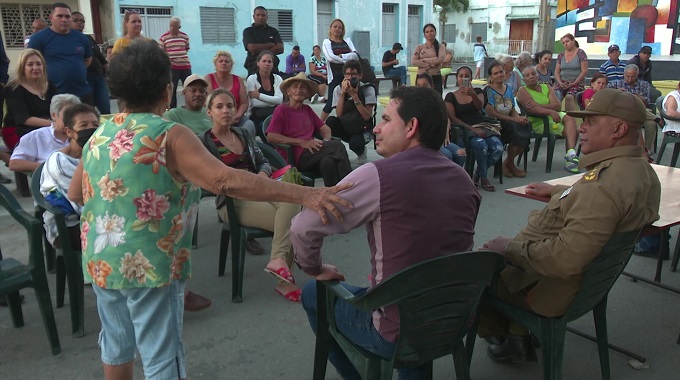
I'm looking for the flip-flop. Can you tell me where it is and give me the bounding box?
[480,180,496,192]
[264,267,296,284]
[275,288,302,303]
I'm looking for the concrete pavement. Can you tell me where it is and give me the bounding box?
[1,83,678,379]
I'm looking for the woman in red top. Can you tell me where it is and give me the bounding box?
[204,51,253,134]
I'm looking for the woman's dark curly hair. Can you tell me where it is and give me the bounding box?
[107,39,171,109]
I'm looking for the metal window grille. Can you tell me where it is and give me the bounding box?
[0,3,52,47]
[443,24,456,43]
[199,7,235,43]
[382,4,395,13]
[268,9,293,42]
[408,5,420,15]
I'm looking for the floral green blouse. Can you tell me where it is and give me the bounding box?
[80,113,200,289]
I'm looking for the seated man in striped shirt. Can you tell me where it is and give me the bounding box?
[160,16,192,109]
[598,44,626,82]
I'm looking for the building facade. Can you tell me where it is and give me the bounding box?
[108,0,435,78]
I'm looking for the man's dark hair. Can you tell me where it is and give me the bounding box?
[71,11,83,17]
[254,6,267,13]
[343,60,362,75]
[107,39,171,109]
[51,2,71,11]
[293,45,300,51]
[390,87,447,150]
[62,103,99,130]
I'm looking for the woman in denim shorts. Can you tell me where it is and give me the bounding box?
[67,39,352,380]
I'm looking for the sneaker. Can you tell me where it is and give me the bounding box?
[564,149,579,164]
[356,151,367,165]
[245,238,265,255]
[310,94,319,104]
[564,160,579,173]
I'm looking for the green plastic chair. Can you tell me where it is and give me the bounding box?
[30,164,84,337]
[469,230,641,380]
[656,97,680,167]
[312,251,506,380]
[0,184,61,355]
[217,142,311,303]
[517,103,564,173]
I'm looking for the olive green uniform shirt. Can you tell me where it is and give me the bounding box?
[503,145,661,317]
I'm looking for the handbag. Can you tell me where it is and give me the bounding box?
[271,165,303,185]
[354,53,376,83]
[250,106,277,123]
[470,122,501,137]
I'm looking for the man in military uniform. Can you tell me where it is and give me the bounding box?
[478,88,661,363]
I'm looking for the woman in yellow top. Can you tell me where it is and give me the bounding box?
[411,23,446,94]
[111,11,147,55]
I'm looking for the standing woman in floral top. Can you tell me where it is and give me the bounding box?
[67,39,351,380]
[411,23,446,94]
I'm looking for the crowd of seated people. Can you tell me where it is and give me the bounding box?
[2,5,675,379]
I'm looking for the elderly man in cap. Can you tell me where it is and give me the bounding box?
[478,88,661,363]
[382,42,408,86]
[598,44,626,82]
[267,72,351,186]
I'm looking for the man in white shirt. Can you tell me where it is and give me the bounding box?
[9,94,80,172]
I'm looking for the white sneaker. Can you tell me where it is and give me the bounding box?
[311,94,319,103]
[357,151,367,165]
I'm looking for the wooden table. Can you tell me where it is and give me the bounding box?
[506,163,680,289]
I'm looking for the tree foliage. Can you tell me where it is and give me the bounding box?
[434,0,470,25]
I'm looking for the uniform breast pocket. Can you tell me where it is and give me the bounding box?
[535,196,562,229]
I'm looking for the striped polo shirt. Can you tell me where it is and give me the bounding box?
[159,31,191,70]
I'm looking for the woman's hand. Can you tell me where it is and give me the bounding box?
[303,183,354,224]
[515,116,529,124]
[248,90,260,99]
[550,111,561,123]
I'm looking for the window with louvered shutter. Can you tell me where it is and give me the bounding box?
[267,9,293,42]
[199,7,235,44]
[0,3,51,48]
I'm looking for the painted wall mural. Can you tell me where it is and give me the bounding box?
[555,0,680,55]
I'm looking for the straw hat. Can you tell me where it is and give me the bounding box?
[280,72,318,95]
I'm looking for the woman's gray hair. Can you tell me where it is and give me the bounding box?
[516,51,532,68]
[494,53,513,65]
[170,16,181,25]
[50,94,81,117]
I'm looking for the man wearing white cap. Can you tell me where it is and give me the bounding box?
[164,74,212,135]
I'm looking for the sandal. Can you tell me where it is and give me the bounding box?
[264,266,296,284]
[472,175,480,189]
[480,179,496,192]
[275,288,302,303]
